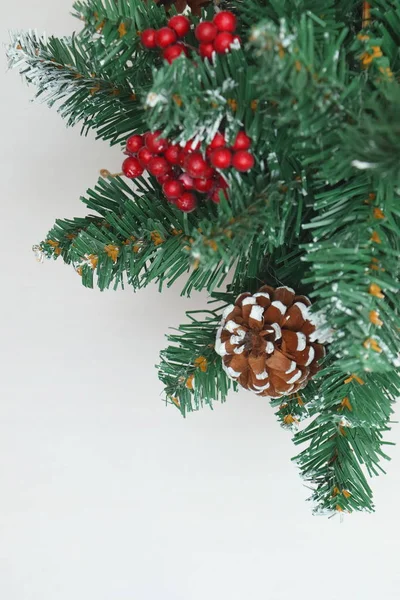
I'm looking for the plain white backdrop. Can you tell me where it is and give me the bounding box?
[1,2,400,599]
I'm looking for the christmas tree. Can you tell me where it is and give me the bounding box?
[8,0,400,515]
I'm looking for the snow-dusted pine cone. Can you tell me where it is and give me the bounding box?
[215,285,325,399]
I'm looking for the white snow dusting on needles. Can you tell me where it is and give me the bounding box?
[351,160,378,170]
[145,92,167,108]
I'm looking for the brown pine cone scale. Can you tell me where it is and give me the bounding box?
[215,285,325,399]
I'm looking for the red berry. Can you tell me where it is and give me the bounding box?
[213,32,234,54]
[178,150,187,167]
[176,192,197,212]
[163,43,187,64]
[179,173,194,189]
[145,131,168,154]
[202,164,215,179]
[232,150,255,172]
[122,156,144,179]
[148,156,170,177]
[211,187,228,203]
[192,177,215,193]
[232,131,251,151]
[210,147,232,169]
[199,43,214,60]
[195,21,218,43]
[168,15,190,38]
[164,144,181,165]
[217,173,228,188]
[137,146,153,167]
[163,179,184,200]
[126,134,144,155]
[157,169,174,182]
[141,29,157,49]
[184,151,208,177]
[213,11,237,33]
[210,132,226,149]
[156,27,177,48]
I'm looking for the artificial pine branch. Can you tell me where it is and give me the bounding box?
[73,0,169,33]
[234,0,361,34]
[146,50,259,143]
[158,308,233,416]
[10,0,400,515]
[7,29,148,143]
[302,180,400,373]
[293,366,399,514]
[37,175,193,290]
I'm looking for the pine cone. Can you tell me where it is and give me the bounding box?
[215,285,326,398]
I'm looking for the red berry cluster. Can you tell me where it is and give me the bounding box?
[140,15,190,64]
[195,11,238,59]
[206,130,255,172]
[122,129,254,212]
[141,11,239,64]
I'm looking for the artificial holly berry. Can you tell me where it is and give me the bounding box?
[195,21,218,43]
[148,156,170,177]
[232,131,251,151]
[122,156,144,179]
[158,172,174,185]
[163,179,184,200]
[202,164,216,179]
[213,32,234,54]
[184,151,208,177]
[126,134,144,155]
[199,43,214,60]
[179,173,194,189]
[232,150,255,172]
[176,192,197,212]
[192,177,215,193]
[177,150,187,167]
[213,11,237,33]
[163,43,187,64]
[210,132,226,149]
[145,131,168,154]
[168,15,191,38]
[216,173,229,189]
[164,144,181,165]
[210,147,232,169]
[137,147,153,167]
[141,29,157,49]
[155,27,177,48]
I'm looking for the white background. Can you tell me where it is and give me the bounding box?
[2,2,400,598]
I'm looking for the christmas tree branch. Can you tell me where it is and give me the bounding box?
[233,0,361,34]
[184,176,311,296]
[36,161,316,295]
[292,366,399,514]
[271,382,316,430]
[37,175,198,290]
[247,12,400,186]
[146,50,258,144]
[158,308,234,416]
[73,0,170,36]
[7,29,147,143]
[302,178,400,373]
